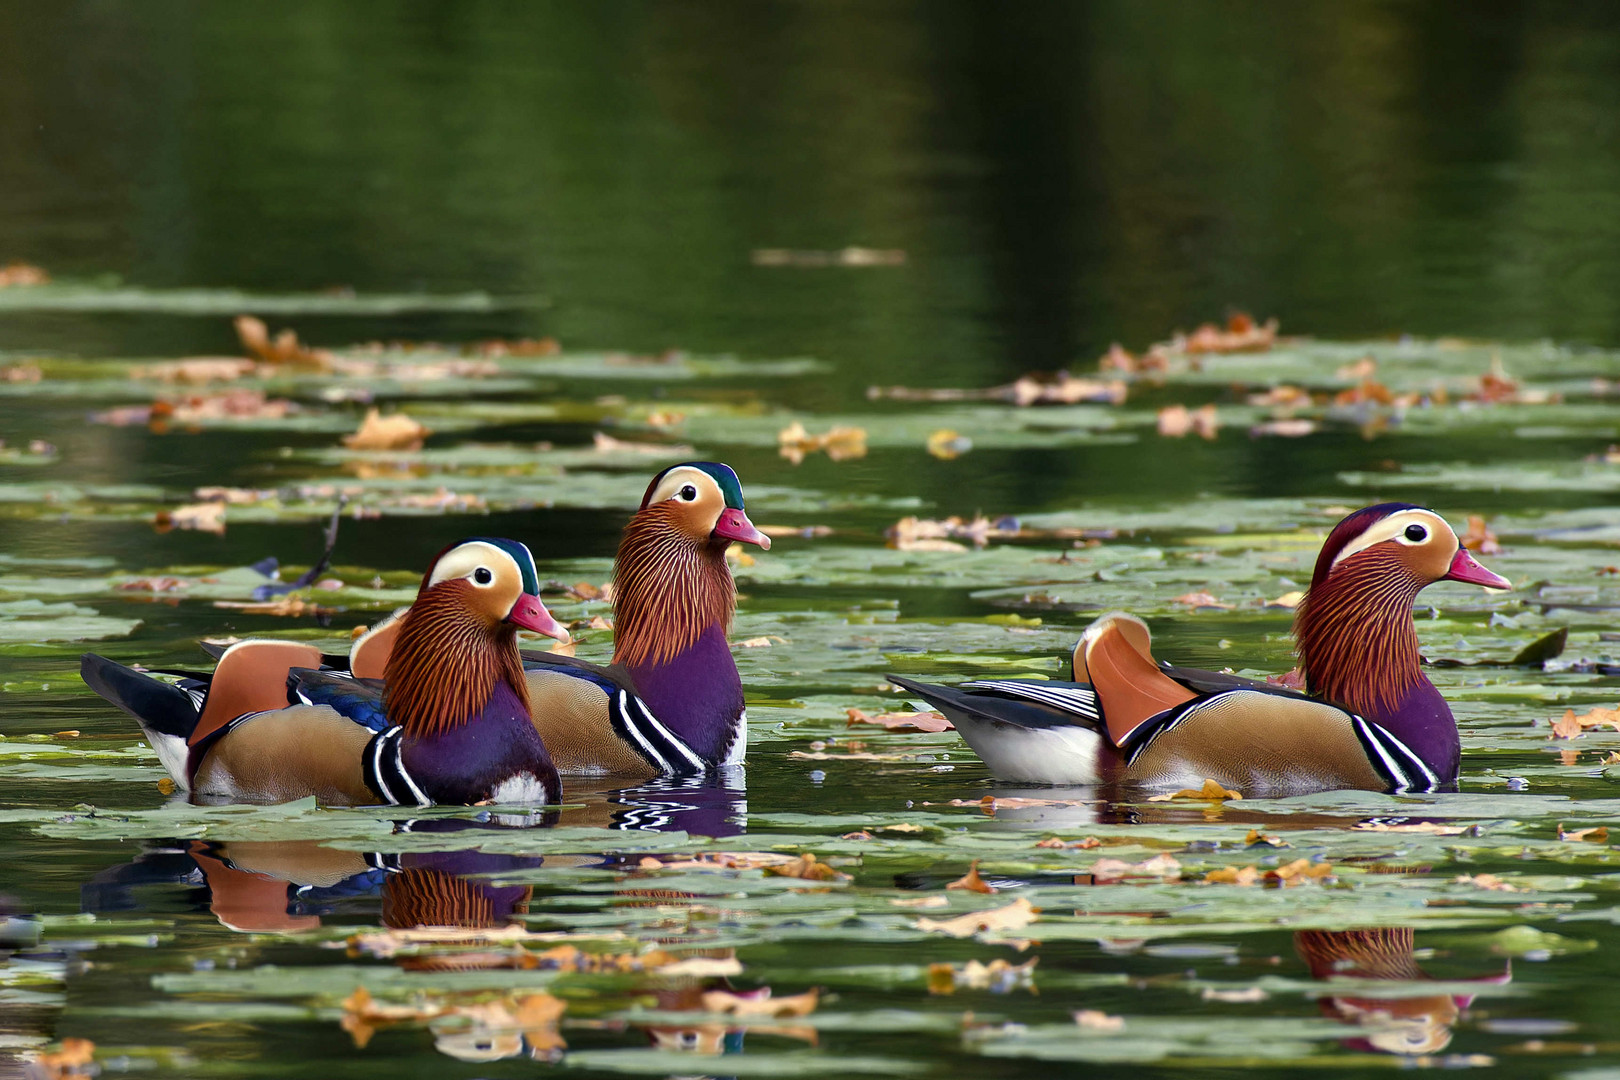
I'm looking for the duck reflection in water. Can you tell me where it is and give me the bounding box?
[1296,928,1509,1056]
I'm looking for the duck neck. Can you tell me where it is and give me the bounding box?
[612,506,736,669]
[1294,560,1458,776]
[610,510,743,762]
[383,581,530,739]
[399,679,560,804]
[621,622,745,763]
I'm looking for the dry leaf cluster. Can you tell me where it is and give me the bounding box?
[777,421,867,464]
[927,956,1037,995]
[1548,704,1620,740]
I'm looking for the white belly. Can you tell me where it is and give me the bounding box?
[488,773,551,804]
[949,712,1102,785]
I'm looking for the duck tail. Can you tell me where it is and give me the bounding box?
[80,654,200,788]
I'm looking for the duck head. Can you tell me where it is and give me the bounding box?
[1296,504,1509,717]
[615,462,767,667]
[383,538,569,736]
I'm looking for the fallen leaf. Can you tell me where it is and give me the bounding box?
[0,261,49,288]
[1244,829,1288,848]
[154,502,226,535]
[1203,866,1261,886]
[1073,1009,1125,1031]
[343,408,430,451]
[1035,836,1101,850]
[846,708,954,733]
[1352,821,1465,835]
[736,636,774,648]
[131,357,258,383]
[27,1037,95,1079]
[946,860,997,894]
[1266,668,1307,691]
[1157,403,1218,439]
[778,421,867,464]
[916,896,1039,938]
[890,895,950,909]
[212,595,336,617]
[1548,705,1620,740]
[1461,515,1503,555]
[929,957,1038,995]
[1558,823,1610,843]
[1454,873,1517,892]
[1147,778,1242,803]
[1174,313,1278,355]
[840,830,874,841]
[1169,590,1233,610]
[235,314,331,367]
[1087,854,1182,882]
[1265,858,1334,886]
[926,428,973,459]
[1249,418,1318,438]
[701,988,819,1018]
[763,853,848,882]
[1264,590,1304,609]
[591,431,694,456]
[1201,985,1270,1003]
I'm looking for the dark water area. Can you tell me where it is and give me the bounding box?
[5,3,1620,1078]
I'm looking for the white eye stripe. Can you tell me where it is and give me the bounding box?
[648,466,719,506]
[1330,509,1453,568]
[427,541,519,589]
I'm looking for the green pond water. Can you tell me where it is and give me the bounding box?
[6,3,1620,1077]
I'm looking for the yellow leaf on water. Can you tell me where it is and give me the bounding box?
[946,860,997,894]
[342,408,429,451]
[1148,778,1242,802]
[1558,823,1610,843]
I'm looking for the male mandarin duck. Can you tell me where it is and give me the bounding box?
[80,538,572,806]
[344,462,770,778]
[890,504,1510,795]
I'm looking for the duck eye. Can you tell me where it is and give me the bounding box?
[678,485,698,502]
[1404,524,1428,542]
[473,567,494,585]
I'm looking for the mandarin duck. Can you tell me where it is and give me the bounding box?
[344,462,770,778]
[80,538,572,806]
[890,504,1510,795]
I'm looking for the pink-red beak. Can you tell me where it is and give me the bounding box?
[506,593,571,643]
[714,507,771,550]
[1443,547,1511,591]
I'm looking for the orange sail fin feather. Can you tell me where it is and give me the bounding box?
[1080,613,1195,746]
[190,640,325,746]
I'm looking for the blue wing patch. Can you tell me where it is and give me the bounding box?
[289,668,391,732]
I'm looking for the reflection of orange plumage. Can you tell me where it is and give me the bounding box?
[1295,928,1504,1056]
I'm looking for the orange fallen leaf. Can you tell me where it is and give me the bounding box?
[1336,356,1378,380]
[154,502,226,535]
[343,408,430,451]
[1149,778,1242,802]
[235,314,331,367]
[1266,668,1307,691]
[1176,313,1278,355]
[0,261,49,288]
[1549,705,1620,740]
[1074,1009,1125,1031]
[701,988,819,1018]
[1203,865,1261,886]
[1265,590,1304,609]
[763,853,848,882]
[1454,873,1517,892]
[27,1037,95,1079]
[1169,590,1233,610]
[1558,823,1610,843]
[1157,403,1218,439]
[1461,515,1503,555]
[1035,836,1101,850]
[778,421,867,464]
[1264,858,1334,886]
[946,860,997,894]
[846,707,954,733]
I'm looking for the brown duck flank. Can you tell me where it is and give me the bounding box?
[1293,545,1425,718]
[382,578,531,737]
[612,501,735,668]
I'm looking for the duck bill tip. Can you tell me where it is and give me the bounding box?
[1444,547,1512,591]
[714,507,771,550]
[507,593,571,643]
